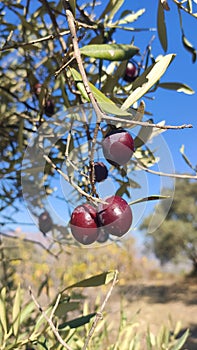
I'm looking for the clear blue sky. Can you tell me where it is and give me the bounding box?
[3,1,197,241]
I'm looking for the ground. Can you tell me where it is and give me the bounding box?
[104,276,197,349]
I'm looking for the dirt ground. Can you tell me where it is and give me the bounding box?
[105,277,197,349]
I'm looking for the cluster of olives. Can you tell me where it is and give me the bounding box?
[70,128,135,245]
[38,58,138,244]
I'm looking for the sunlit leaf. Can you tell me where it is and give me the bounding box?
[99,0,124,20]
[171,329,190,350]
[70,68,132,116]
[182,33,197,62]
[0,288,7,335]
[158,82,194,94]
[12,284,21,337]
[180,145,196,171]
[80,44,139,61]
[20,301,35,324]
[174,321,182,337]
[187,0,192,13]
[111,9,145,26]
[157,1,168,52]
[121,54,175,110]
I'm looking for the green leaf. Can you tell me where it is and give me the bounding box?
[180,145,196,171]
[70,68,132,116]
[62,271,117,291]
[111,9,145,26]
[12,284,21,337]
[174,321,182,337]
[0,287,7,335]
[20,301,35,324]
[158,82,194,94]
[182,33,197,63]
[69,0,76,17]
[55,302,80,317]
[121,54,175,110]
[186,0,192,13]
[80,44,139,61]
[58,313,96,329]
[128,195,170,206]
[99,0,124,20]
[157,1,168,52]
[171,328,190,350]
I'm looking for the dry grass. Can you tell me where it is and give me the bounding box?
[103,276,197,349]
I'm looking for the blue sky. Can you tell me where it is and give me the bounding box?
[116,0,197,174]
[2,1,197,243]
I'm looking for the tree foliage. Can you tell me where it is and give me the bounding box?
[0,0,197,348]
[140,179,197,273]
[0,0,196,236]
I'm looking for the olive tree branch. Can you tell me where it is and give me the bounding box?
[0,30,70,52]
[133,159,197,179]
[39,0,67,52]
[65,126,89,178]
[102,114,192,130]
[29,287,73,350]
[43,154,107,204]
[82,270,119,350]
[62,0,104,123]
[172,0,197,18]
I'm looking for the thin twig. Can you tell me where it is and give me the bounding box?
[29,287,73,350]
[82,270,119,350]
[63,0,105,123]
[50,294,61,321]
[55,56,76,78]
[0,30,70,52]
[133,159,197,179]
[39,0,67,52]
[65,126,88,178]
[89,122,101,196]
[102,114,193,130]
[43,154,107,204]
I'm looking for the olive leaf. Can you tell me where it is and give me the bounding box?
[158,82,194,94]
[182,33,197,63]
[129,195,171,206]
[99,0,124,20]
[157,0,168,52]
[80,44,139,61]
[121,54,175,110]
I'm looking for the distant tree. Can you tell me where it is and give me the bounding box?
[140,179,197,274]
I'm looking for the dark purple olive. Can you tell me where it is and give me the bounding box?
[70,203,99,245]
[39,211,53,235]
[102,129,134,166]
[98,195,132,237]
